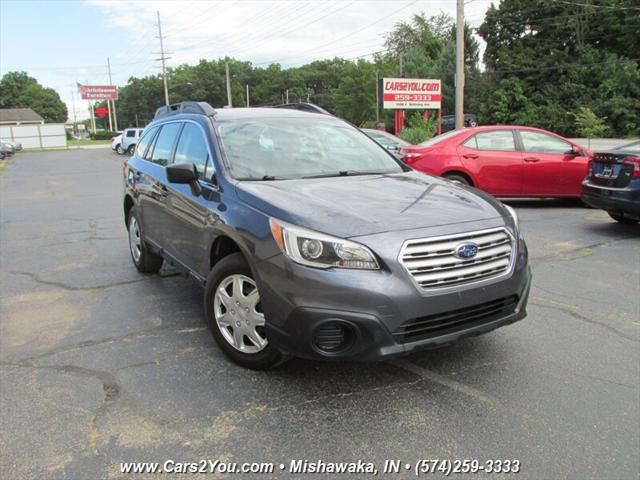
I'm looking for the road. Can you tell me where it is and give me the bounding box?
[1,149,638,479]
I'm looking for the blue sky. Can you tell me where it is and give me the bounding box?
[0,0,493,120]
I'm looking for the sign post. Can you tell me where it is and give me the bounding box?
[382,78,442,136]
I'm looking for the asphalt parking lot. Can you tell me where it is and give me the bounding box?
[1,148,638,479]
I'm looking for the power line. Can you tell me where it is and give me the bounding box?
[488,56,639,74]
[558,1,640,10]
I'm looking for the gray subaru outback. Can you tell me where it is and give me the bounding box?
[123,101,531,369]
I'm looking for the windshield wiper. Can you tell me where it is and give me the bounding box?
[237,175,286,181]
[302,170,388,179]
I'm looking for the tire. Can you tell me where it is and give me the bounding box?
[127,144,136,155]
[204,253,286,369]
[608,212,638,224]
[444,173,471,186]
[127,207,163,273]
[116,145,124,155]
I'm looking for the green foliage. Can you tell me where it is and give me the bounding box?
[572,107,609,138]
[0,71,68,123]
[398,112,437,144]
[90,131,117,140]
[477,0,639,137]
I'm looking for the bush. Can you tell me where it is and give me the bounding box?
[90,131,117,140]
[398,112,437,145]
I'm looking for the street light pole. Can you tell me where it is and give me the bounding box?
[225,62,233,108]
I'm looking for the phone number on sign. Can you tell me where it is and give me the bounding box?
[412,459,520,476]
[391,94,437,101]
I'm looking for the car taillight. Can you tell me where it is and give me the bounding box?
[623,157,640,177]
[403,152,423,164]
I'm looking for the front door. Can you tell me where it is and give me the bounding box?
[163,122,221,277]
[458,130,523,196]
[518,130,588,196]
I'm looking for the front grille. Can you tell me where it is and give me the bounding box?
[394,295,519,342]
[400,228,514,290]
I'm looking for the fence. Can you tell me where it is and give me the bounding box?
[0,124,67,149]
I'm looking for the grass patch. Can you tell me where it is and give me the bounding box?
[69,139,111,146]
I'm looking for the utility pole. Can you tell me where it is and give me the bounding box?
[285,89,289,104]
[107,57,118,131]
[245,84,250,107]
[375,71,380,123]
[225,62,232,107]
[156,11,170,106]
[399,50,404,76]
[455,0,465,130]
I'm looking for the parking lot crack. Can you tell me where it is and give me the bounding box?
[4,269,180,292]
[530,299,637,343]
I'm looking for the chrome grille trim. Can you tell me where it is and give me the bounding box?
[399,227,516,293]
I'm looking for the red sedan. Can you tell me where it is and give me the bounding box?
[399,126,590,197]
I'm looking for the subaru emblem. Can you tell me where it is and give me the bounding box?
[454,242,478,259]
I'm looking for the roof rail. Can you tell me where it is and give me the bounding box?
[154,101,217,120]
[270,103,331,115]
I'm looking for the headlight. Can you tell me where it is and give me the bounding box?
[504,204,519,230]
[269,218,379,270]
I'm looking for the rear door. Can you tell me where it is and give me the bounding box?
[517,130,588,196]
[163,122,220,275]
[457,130,523,196]
[136,122,183,247]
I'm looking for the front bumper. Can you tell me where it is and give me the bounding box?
[581,180,640,218]
[256,225,531,361]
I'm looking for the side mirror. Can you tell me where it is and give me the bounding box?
[569,145,581,156]
[166,162,202,196]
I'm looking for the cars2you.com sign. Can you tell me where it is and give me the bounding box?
[382,78,441,109]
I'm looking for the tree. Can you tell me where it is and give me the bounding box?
[0,71,67,123]
[572,107,608,148]
[478,0,640,136]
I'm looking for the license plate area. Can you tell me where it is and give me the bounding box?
[594,162,620,179]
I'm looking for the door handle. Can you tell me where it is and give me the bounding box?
[153,183,169,198]
[463,153,479,159]
[524,157,540,163]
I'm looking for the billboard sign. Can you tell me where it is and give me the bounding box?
[382,78,441,109]
[79,85,118,101]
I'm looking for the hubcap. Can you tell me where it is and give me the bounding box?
[128,216,142,263]
[214,274,267,354]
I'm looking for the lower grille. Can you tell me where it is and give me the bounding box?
[400,228,515,290]
[393,295,519,343]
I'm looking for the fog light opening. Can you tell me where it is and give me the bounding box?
[313,321,355,354]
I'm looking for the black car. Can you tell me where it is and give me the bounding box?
[441,114,478,132]
[123,101,529,369]
[581,141,640,224]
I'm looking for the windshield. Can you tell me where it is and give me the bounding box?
[216,117,404,180]
[418,129,464,147]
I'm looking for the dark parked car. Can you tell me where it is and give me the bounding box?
[581,141,640,224]
[123,101,531,369]
[361,128,409,152]
[441,114,478,132]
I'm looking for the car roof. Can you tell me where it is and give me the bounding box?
[212,107,332,121]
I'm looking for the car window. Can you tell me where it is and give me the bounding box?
[136,126,159,159]
[419,129,462,147]
[520,131,571,154]
[466,131,516,151]
[368,132,394,147]
[217,117,403,180]
[149,123,182,166]
[174,123,210,180]
[126,130,136,138]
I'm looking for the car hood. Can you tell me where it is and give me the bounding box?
[235,171,506,238]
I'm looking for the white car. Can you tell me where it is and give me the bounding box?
[120,128,144,155]
[111,133,124,154]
